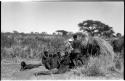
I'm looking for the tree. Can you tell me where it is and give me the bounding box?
[68,32,74,35]
[35,32,39,34]
[31,32,34,34]
[56,30,68,36]
[78,20,115,37]
[13,30,19,34]
[20,32,25,36]
[41,32,47,35]
[52,32,56,35]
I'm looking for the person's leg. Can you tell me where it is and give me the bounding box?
[75,53,80,66]
[73,59,77,67]
[69,58,75,69]
[78,56,84,65]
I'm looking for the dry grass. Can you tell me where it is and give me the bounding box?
[69,55,123,79]
[71,56,108,77]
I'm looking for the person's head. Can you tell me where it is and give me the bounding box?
[49,54,53,57]
[57,52,61,57]
[65,51,69,56]
[44,51,49,57]
[20,61,26,71]
[53,54,57,57]
[116,33,122,38]
[73,34,77,40]
[21,61,26,67]
[57,51,60,54]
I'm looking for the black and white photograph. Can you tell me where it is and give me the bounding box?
[1,0,124,80]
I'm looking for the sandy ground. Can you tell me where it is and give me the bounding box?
[1,59,124,80]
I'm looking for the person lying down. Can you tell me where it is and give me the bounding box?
[20,61,42,71]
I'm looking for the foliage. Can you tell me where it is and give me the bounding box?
[1,32,71,60]
[56,30,68,36]
[1,33,16,48]
[78,20,115,37]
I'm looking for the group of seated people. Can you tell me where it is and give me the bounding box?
[20,34,85,71]
[20,51,84,71]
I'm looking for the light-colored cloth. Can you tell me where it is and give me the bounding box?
[64,40,73,53]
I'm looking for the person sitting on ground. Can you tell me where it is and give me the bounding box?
[57,51,61,58]
[42,51,49,65]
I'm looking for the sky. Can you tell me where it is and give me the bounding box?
[1,1,124,35]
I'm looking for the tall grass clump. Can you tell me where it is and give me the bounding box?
[71,56,114,77]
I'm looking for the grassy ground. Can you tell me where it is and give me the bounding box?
[1,33,124,80]
[1,59,123,80]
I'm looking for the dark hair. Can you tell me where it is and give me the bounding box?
[65,52,68,55]
[73,34,77,39]
[44,51,48,57]
[57,52,61,58]
[21,61,26,66]
[44,51,48,54]
[49,54,53,57]
[57,52,60,54]
[53,54,57,57]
